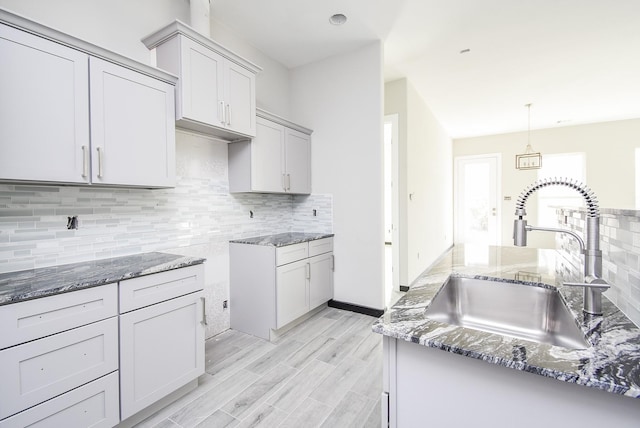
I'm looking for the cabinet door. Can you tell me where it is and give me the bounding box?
[119,292,205,420]
[89,57,176,187]
[285,128,311,194]
[0,24,90,184]
[276,259,309,328]
[251,117,286,192]
[179,36,225,127]
[225,61,256,137]
[309,253,334,309]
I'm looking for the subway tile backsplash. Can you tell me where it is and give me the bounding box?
[0,132,332,337]
[557,207,640,327]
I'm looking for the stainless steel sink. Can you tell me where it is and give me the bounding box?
[424,275,590,349]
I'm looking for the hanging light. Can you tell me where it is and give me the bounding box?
[515,103,542,170]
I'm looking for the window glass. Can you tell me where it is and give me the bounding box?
[537,153,586,227]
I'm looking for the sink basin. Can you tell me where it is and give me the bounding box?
[424,275,590,349]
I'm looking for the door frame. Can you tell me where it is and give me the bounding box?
[453,153,502,245]
[384,114,400,292]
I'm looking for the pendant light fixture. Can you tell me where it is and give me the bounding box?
[515,103,542,170]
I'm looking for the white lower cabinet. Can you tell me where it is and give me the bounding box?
[276,259,309,328]
[309,253,334,309]
[119,291,205,420]
[0,263,205,428]
[0,372,120,428]
[0,312,118,421]
[230,237,334,340]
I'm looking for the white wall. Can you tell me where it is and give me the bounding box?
[0,0,188,63]
[209,17,291,117]
[385,79,453,286]
[290,42,385,311]
[454,118,640,247]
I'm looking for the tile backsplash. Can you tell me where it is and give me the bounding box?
[0,131,332,337]
[556,207,640,327]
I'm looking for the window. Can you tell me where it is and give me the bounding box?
[537,153,586,227]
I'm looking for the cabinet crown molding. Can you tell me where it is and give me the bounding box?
[0,6,177,85]
[257,108,313,135]
[142,19,262,75]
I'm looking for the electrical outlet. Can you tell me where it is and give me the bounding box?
[223,300,228,309]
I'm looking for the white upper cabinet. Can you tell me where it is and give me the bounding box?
[0,24,90,184]
[143,20,261,140]
[284,127,311,194]
[228,110,312,194]
[89,57,176,187]
[0,9,178,188]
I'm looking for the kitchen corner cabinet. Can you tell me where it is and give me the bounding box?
[228,110,312,194]
[143,20,261,140]
[230,238,333,340]
[0,12,177,188]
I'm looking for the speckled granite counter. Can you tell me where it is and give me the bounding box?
[373,244,640,398]
[230,232,334,247]
[0,252,205,306]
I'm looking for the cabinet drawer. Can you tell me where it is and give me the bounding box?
[120,291,205,419]
[276,243,309,266]
[0,317,119,419]
[119,264,204,313]
[309,238,333,257]
[0,283,118,350]
[0,372,120,428]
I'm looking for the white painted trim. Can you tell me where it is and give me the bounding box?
[384,114,400,292]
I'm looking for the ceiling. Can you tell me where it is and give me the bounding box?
[211,0,640,139]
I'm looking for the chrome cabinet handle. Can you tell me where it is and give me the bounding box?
[219,101,225,124]
[226,104,231,126]
[81,145,88,178]
[96,147,104,178]
[286,174,291,191]
[331,255,335,271]
[306,263,311,280]
[282,174,286,191]
[201,296,208,325]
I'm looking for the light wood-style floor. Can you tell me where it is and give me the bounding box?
[135,307,383,428]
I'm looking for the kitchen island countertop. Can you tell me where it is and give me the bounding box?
[230,232,334,247]
[373,245,640,398]
[0,252,205,306]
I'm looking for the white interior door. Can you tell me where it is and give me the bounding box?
[455,154,501,245]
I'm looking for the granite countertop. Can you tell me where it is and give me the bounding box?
[373,244,640,398]
[0,252,205,306]
[230,232,334,247]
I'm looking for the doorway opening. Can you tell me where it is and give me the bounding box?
[454,154,501,246]
[384,114,400,307]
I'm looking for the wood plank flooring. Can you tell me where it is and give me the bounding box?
[135,307,383,428]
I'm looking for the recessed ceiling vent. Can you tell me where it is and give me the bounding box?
[329,13,347,25]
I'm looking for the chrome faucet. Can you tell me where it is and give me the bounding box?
[513,178,610,315]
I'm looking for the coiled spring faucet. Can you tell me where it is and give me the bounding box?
[513,178,609,315]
